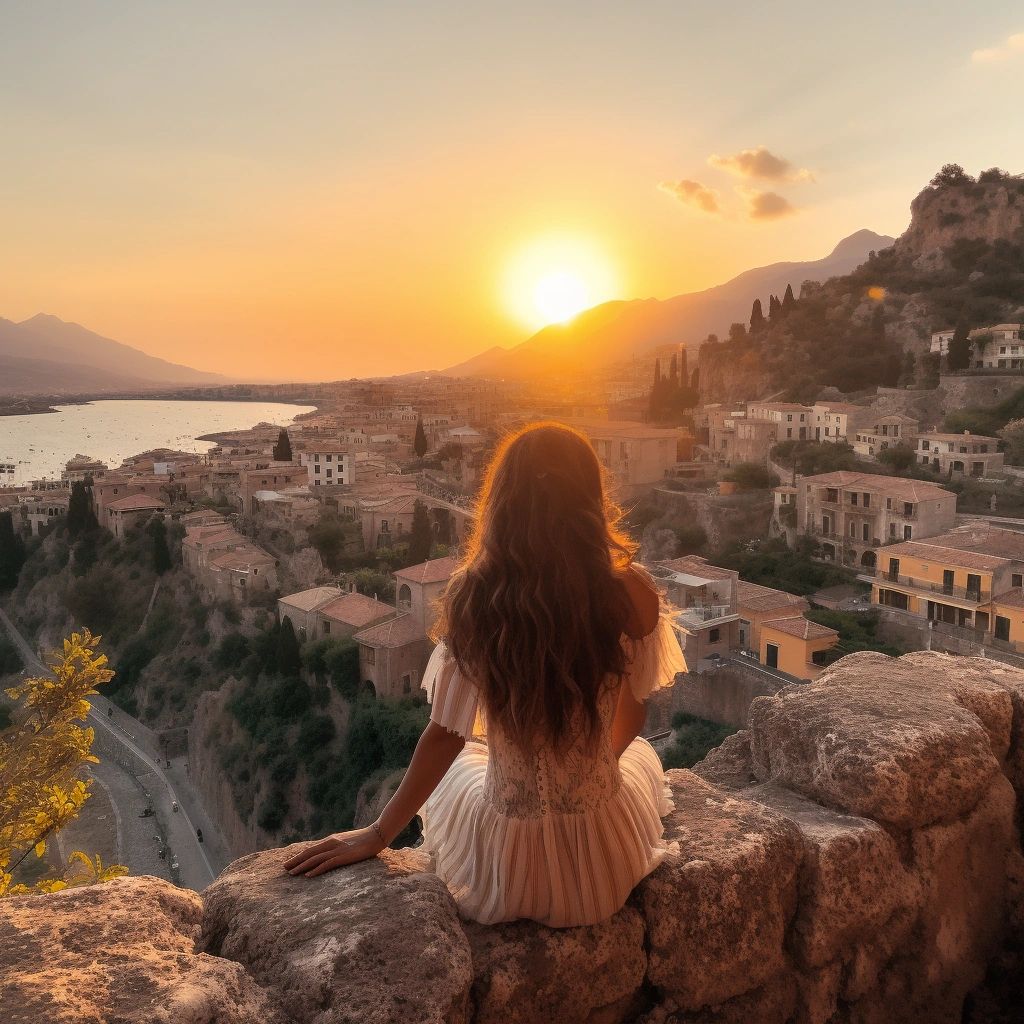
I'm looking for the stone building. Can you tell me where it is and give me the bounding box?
[916,429,1004,478]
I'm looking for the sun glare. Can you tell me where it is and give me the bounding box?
[504,237,619,331]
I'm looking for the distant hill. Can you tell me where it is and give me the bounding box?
[697,165,1024,402]
[0,314,227,394]
[442,229,894,378]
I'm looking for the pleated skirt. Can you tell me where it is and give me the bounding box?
[420,737,677,928]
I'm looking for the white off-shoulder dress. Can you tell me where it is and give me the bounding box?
[419,613,687,928]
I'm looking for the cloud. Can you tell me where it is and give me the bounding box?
[972,32,1024,63]
[738,187,798,221]
[708,146,814,183]
[658,178,721,214]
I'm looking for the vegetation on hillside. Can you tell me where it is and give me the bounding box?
[715,537,859,596]
[699,167,1024,400]
[804,609,903,664]
[662,712,737,771]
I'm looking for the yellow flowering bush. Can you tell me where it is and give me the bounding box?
[0,628,127,896]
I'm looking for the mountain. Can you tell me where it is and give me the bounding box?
[696,165,1024,403]
[0,314,227,395]
[442,229,894,378]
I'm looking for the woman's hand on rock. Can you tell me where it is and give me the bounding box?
[283,827,385,877]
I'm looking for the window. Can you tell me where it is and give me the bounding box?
[888,558,900,581]
[314,454,320,462]
[889,523,897,538]
[886,497,892,510]
[709,628,720,643]
[362,645,375,666]
[326,454,332,462]
[942,569,955,595]
[850,492,858,506]
[863,493,870,508]
[863,523,870,542]
[1013,573,1023,589]
[849,522,856,538]
[323,621,331,634]
[904,525,912,540]
[786,428,793,439]
[966,573,982,599]
[996,616,1011,642]
[315,464,321,473]
[765,643,779,669]
[402,674,412,695]
[787,414,793,422]
[903,502,913,517]
[381,519,389,532]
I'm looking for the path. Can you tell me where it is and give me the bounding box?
[0,607,225,890]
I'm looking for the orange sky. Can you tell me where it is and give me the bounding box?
[1,5,1022,380]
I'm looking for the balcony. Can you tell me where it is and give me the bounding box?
[858,570,990,605]
[676,604,739,631]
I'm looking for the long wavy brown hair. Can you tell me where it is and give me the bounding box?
[432,422,638,753]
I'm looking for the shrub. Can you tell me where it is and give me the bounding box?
[662,714,737,770]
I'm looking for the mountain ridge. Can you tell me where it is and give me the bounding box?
[442,228,895,378]
[0,314,227,395]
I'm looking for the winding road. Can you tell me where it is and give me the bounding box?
[0,608,222,890]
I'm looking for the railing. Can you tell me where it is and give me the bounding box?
[677,604,737,627]
[862,570,990,603]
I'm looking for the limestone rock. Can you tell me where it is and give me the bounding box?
[690,730,755,791]
[465,906,646,1024]
[0,875,281,1024]
[637,770,801,1009]
[201,845,472,1024]
[741,782,920,969]
[748,651,1010,829]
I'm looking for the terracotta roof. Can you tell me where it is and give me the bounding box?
[657,556,736,581]
[394,556,459,585]
[107,493,166,512]
[209,548,275,571]
[278,586,344,612]
[737,581,809,614]
[995,587,1024,609]
[762,616,838,641]
[318,593,396,628]
[302,442,351,454]
[803,471,953,502]
[875,539,1008,572]
[353,612,427,648]
[894,527,1024,565]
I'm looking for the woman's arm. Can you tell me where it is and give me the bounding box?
[283,720,465,878]
[610,676,648,758]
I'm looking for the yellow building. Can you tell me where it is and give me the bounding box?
[759,616,839,681]
[860,526,1024,647]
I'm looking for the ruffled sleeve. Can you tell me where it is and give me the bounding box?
[423,641,484,739]
[624,612,687,701]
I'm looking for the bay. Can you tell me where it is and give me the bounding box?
[0,399,316,487]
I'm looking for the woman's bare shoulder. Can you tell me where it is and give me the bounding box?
[619,563,660,640]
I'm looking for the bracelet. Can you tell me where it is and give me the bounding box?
[370,820,387,847]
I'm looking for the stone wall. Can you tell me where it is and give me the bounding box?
[4,650,1024,1024]
[672,663,786,728]
[938,374,1024,416]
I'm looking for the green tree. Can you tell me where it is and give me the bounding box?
[308,514,351,572]
[782,283,796,311]
[724,462,777,491]
[999,419,1024,466]
[749,299,766,333]
[0,513,26,592]
[277,616,302,678]
[947,322,972,371]
[1,630,127,896]
[930,163,973,188]
[877,444,917,473]
[407,500,433,566]
[413,418,428,459]
[66,482,97,541]
[148,517,172,575]
[272,429,293,462]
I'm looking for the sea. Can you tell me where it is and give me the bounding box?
[0,399,316,487]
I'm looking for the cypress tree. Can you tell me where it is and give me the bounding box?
[782,283,796,310]
[67,481,97,540]
[277,616,302,678]
[407,500,433,566]
[0,511,26,591]
[947,321,972,371]
[272,429,293,462]
[148,516,172,575]
[413,418,428,459]
[679,346,688,383]
[768,294,782,320]
[668,354,679,390]
[749,299,766,333]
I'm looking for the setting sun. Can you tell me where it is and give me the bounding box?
[503,236,619,331]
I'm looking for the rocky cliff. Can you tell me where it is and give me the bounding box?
[4,650,1024,1023]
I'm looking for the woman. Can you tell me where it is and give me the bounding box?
[285,422,685,927]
